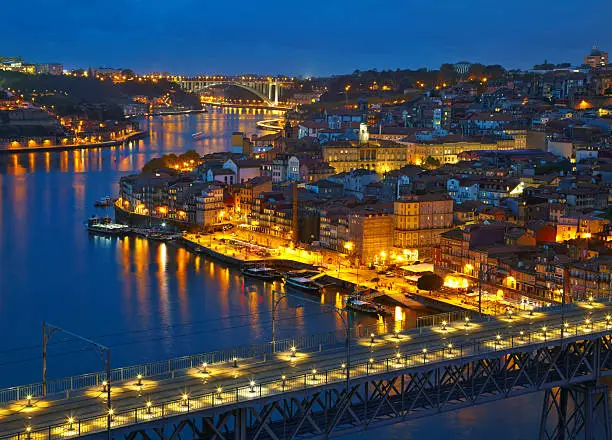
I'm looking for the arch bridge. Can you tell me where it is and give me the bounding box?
[177,77,293,106]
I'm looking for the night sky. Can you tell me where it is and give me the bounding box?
[3,0,612,76]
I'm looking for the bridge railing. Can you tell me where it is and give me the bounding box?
[3,316,610,440]
[416,310,481,329]
[0,330,343,405]
[0,314,489,406]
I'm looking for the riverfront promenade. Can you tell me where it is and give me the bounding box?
[182,233,525,316]
[0,131,147,155]
[0,298,607,439]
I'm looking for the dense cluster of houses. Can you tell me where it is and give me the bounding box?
[119,60,612,305]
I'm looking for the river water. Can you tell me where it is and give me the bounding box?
[0,108,542,439]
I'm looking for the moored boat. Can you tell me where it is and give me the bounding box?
[344,297,387,316]
[284,276,321,294]
[86,216,130,236]
[192,131,206,140]
[242,266,282,281]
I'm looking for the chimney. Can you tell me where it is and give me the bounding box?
[292,182,299,244]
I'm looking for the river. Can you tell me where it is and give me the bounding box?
[0,108,543,439]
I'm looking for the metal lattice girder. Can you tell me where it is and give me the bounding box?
[107,335,612,440]
[539,382,611,440]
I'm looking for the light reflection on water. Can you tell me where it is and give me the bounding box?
[0,108,547,439]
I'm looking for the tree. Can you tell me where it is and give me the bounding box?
[424,156,440,169]
[417,273,443,293]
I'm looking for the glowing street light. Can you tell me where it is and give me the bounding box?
[102,380,108,393]
[26,394,33,407]
[441,320,448,332]
[233,357,238,368]
[447,342,453,354]
[464,316,471,329]
[495,334,502,347]
[67,417,75,432]
[201,362,208,374]
[181,393,189,407]
[136,373,143,387]
[422,348,428,363]
[249,380,256,394]
[311,368,317,380]
[290,346,297,359]
[281,375,287,391]
[395,352,402,364]
[146,401,152,414]
[370,333,375,344]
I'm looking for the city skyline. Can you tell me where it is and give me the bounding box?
[3,0,612,75]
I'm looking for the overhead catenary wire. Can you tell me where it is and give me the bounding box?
[0,309,340,368]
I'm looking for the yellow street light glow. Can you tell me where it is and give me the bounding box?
[422,348,427,353]
[146,401,152,408]
[108,408,114,416]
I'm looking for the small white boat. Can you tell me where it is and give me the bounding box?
[192,132,206,140]
[86,216,130,236]
[242,266,282,281]
[284,276,321,294]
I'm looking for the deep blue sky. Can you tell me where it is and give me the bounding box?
[3,0,611,76]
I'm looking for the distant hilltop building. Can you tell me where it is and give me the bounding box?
[584,46,608,68]
[36,63,63,75]
[454,61,471,76]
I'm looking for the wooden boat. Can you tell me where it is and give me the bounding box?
[242,266,282,281]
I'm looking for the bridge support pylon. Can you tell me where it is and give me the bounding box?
[539,382,610,440]
[234,407,247,440]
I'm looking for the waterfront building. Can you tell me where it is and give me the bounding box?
[235,176,272,216]
[119,171,179,213]
[195,185,225,230]
[393,194,454,259]
[348,206,394,265]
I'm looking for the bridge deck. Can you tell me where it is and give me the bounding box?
[0,300,609,439]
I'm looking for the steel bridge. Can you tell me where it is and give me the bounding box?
[177,77,294,106]
[2,300,612,440]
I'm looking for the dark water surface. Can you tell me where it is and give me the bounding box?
[0,108,543,438]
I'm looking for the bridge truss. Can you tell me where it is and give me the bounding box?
[109,333,612,440]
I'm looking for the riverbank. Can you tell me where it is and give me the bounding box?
[179,232,470,315]
[0,130,147,155]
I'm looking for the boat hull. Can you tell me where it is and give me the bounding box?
[284,279,321,294]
